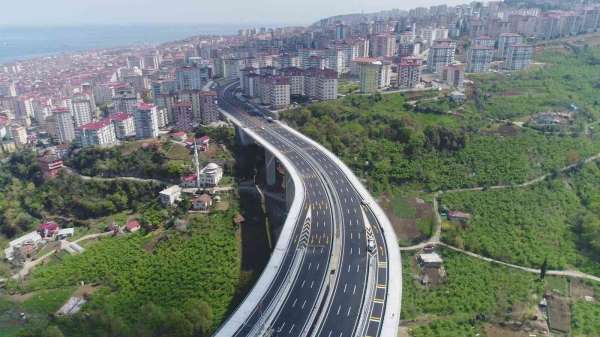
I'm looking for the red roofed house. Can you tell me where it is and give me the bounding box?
[180,174,197,188]
[171,131,188,142]
[126,220,141,233]
[198,135,210,151]
[448,211,472,224]
[192,194,213,211]
[38,222,60,238]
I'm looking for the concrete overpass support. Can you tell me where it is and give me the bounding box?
[235,126,253,146]
[285,172,294,210]
[265,150,277,187]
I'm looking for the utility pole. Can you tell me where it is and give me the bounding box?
[193,139,201,189]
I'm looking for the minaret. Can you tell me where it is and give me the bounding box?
[193,139,201,189]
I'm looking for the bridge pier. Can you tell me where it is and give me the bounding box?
[285,172,294,210]
[265,150,277,187]
[235,126,253,146]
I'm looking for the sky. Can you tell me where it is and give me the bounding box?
[2,0,470,26]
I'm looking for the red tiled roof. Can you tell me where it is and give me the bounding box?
[399,57,423,66]
[110,82,130,89]
[52,107,70,114]
[38,222,60,231]
[137,103,155,110]
[110,112,133,121]
[126,220,140,230]
[182,174,197,182]
[448,211,471,219]
[353,57,380,63]
[79,119,112,131]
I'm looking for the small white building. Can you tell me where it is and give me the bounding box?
[159,185,182,206]
[417,252,444,268]
[199,163,223,187]
[450,91,466,103]
[57,228,75,240]
[56,297,87,316]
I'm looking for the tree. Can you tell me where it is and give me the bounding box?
[183,299,213,336]
[540,257,548,280]
[44,326,65,337]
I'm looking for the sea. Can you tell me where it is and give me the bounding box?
[0,24,242,65]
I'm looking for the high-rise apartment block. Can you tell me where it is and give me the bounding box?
[427,39,456,73]
[199,91,220,125]
[467,46,494,73]
[497,33,523,59]
[307,68,338,101]
[110,112,136,139]
[440,63,465,87]
[397,57,423,88]
[70,97,94,127]
[78,119,118,148]
[260,76,291,110]
[473,36,496,48]
[370,34,396,57]
[176,65,211,91]
[355,58,391,93]
[112,93,140,115]
[174,102,194,131]
[504,44,534,70]
[134,103,160,139]
[0,81,17,97]
[53,107,76,144]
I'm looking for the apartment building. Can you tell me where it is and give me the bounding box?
[467,46,494,73]
[397,57,423,89]
[504,44,534,70]
[427,39,456,73]
[78,119,118,148]
[134,103,160,139]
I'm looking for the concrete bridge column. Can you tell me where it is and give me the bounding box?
[235,126,252,146]
[265,150,277,187]
[285,173,294,210]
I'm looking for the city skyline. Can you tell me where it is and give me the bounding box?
[3,0,469,26]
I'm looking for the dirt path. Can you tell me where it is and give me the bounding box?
[398,152,600,281]
[401,151,600,252]
[440,242,600,283]
[63,166,169,185]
